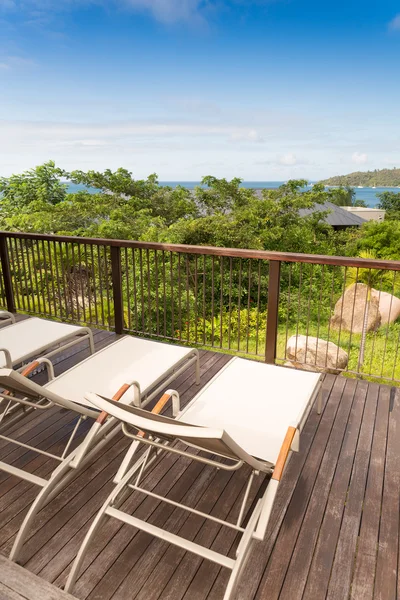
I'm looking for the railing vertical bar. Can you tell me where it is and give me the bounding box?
[265,260,281,364]
[255,260,262,356]
[83,244,93,325]
[162,250,167,338]
[131,248,138,332]
[139,249,145,333]
[380,270,396,379]
[186,254,190,343]
[246,260,252,354]
[32,240,42,315]
[202,255,206,345]
[346,267,359,372]
[9,238,23,313]
[26,238,38,314]
[284,263,292,361]
[194,255,198,344]
[19,238,33,314]
[178,253,182,341]
[58,242,69,320]
[71,244,81,322]
[368,271,383,377]
[90,244,99,326]
[294,262,302,362]
[96,245,105,326]
[237,258,242,352]
[211,256,215,346]
[335,266,349,371]
[169,252,175,339]
[155,250,160,336]
[40,239,52,317]
[110,245,124,335]
[228,257,233,350]
[46,240,58,318]
[77,243,86,322]
[103,246,112,328]
[146,249,151,335]
[315,263,325,361]
[304,263,314,363]
[220,256,224,349]
[124,248,132,332]
[1,237,16,313]
[391,273,400,379]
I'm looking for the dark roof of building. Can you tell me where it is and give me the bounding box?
[298,201,367,227]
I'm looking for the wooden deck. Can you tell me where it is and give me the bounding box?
[0,327,399,600]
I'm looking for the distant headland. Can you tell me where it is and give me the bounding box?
[320,168,400,188]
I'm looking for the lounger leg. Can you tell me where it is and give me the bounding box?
[223,500,262,600]
[65,452,149,593]
[10,457,76,562]
[64,502,110,593]
[85,328,95,355]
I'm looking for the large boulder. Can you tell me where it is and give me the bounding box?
[286,335,348,374]
[330,283,381,334]
[371,289,400,326]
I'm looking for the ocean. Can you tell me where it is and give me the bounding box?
[66,182,400,208]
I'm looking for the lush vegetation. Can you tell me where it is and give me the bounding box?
[1,162,400,384]
[320,167,400,187]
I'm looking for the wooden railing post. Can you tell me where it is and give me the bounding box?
[0,235,16,313]
[265,260,281,364]
[110,246,124,335]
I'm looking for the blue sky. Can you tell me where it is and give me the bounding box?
[1,0,400,180]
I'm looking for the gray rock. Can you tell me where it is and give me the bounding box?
[286,334,348,374]
[330,283,381,334]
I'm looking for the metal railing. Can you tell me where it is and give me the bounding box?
[1,231,400,384]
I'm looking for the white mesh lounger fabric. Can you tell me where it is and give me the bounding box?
[0,317,95,368]
[65,357,322,599]
[0,335,199,562]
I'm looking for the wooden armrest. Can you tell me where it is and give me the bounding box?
[96,383,131,425]
[271,426,296,482]
[137,392,172,438]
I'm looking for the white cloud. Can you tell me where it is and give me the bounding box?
[0,56,36,70]
[230,128,264,143]
[124,0,205,25]
[388,14,400,31]
[0,0,275,24]
[351,151,368,164]
[279,153,297,166]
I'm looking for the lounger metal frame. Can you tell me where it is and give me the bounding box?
[0,345,199,562]
[65,376,322,600]
[0,321,95,369]
[0,311,15,327]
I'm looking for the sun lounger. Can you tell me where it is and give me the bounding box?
[0,317,95,368]
[65,357,322,599]
[0,311,15,327]
[0,336,199,561]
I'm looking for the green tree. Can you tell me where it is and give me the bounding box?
[377,191,400,216]
[0,161,67,213]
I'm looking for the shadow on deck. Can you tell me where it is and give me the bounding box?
[0,327,399,600]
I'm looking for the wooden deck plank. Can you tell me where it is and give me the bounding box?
[373,386,400,600]
[325,382,380,600]
[350,385,391,600]
[0,555,75,600]
[252,375,348,600]
[279,378,368,600]
[230,373,337,600]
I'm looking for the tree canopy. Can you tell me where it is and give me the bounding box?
[0,161,398,262]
